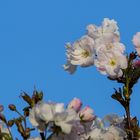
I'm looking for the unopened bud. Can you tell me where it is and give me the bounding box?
[8,120,14,127]
[9,104,16,111]
[79,106,96,121]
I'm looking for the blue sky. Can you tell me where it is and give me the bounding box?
[0,0,140,138]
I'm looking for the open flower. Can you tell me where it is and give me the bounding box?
[101,126,126,140]
[88,126,126,140]
[87,18,120,43]
[103,114,124,130]
[95,42,126,55]
[53,108,77,134]
[94,49,127,78]
[132,32,140,56]
[29,103,47,132]
[29,102,65,132]
[63,35,95,74]
[29,102,77,134]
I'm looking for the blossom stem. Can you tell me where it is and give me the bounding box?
[123,67,134,139]
[15,110,27,130]
[125,102,131,129]
[40,132,45,140]
[5,122,14,140]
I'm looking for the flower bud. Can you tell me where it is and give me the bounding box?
[79,106,95,121]
[68,98,82,112]
[8,104,16,111]
[8,120,14,127]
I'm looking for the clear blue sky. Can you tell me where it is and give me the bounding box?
[0,0,140,138]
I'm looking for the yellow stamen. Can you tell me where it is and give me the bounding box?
[110,59,116,66]
[81,50,90,58]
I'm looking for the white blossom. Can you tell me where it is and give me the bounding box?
[87,128,103,140]
[63,63,77,74]
[53,108,77,134]
[132,32,140,56]
[95,42,126,55]
[86,116,126,140]
[94,49,127,78]
[48,121,93,140]
[103,114,124,126]
[63,35,95,73]
[29,102,77,134]
[29,102,48,132]
[87,18,120,43]
[101,126,126,140]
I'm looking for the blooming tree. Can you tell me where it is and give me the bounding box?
[1,18,140,140]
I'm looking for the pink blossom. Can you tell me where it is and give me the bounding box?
[68,98,82,112]
[79,106,95,121]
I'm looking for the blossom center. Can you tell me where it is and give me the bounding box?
[81,50,90,58]
[107,44,114,50]
[109,59,116,66]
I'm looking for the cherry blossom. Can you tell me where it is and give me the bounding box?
[94,50,127,78]
[132,32,140,56]
[63,35,95,74]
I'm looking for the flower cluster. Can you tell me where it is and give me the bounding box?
[64,18,140,78]
[29,98,96,138]
[28,98,127,140]
[1,18,140,140]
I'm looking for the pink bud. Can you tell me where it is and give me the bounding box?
[133,60,140,68]
[79,106,95,121]
[68,98,82,112]
[8,104,16,111]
